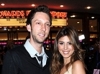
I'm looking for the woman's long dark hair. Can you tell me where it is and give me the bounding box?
[50,26,85,74]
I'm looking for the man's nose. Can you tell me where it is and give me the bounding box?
[41,24,46,31]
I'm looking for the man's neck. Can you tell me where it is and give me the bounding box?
[29,39,43,54]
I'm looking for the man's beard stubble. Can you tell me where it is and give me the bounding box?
[32,34,45,44]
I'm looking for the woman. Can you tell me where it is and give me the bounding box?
[50,26,86,74]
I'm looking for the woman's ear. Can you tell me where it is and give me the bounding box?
[26,24,31,32]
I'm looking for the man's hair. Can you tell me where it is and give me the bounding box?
[26,5,52,25]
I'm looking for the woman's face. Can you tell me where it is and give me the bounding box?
[58,36,75,59]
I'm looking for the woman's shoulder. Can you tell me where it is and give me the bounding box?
[72,60,86,74]
[64,65,72,74]
[73,60,84,67]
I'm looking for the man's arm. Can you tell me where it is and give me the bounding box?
[2,51,18,74]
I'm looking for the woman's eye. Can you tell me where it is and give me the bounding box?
[68,42,72,45]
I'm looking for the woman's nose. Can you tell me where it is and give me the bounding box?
[64,44,68,50]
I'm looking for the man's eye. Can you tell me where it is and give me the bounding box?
[59,42,63,45]
[36,22,40,24]
[46,23,51,27]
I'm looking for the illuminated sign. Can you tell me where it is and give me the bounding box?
[0,10,67,19]
[0,10,30,18]
[50,11,67,19]
[0,18,68,26]
[0,10,67,26]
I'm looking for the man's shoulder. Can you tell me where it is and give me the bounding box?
[8,45,25,54]
[12,45,24,50]
[5,45,27,58]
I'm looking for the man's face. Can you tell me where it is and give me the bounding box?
[27,12,51,44]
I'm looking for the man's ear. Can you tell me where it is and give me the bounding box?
[26,24,31,32]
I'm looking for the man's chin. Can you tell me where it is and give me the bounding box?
[37,39,45,44]
[36,37,46,44]
[37,41,44,44]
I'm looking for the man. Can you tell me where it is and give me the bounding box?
[2,5,52,74]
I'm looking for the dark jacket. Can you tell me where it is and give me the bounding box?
[2,45,52,74]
